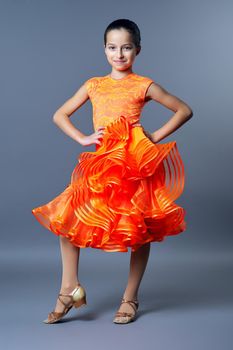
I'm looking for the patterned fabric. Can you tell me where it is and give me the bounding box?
[32,73,187,252]
[84,73,154,131]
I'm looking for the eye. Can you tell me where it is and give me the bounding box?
[108,46,132,50]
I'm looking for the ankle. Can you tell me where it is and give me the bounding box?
[122,293,138,301]
[60,282,80,293]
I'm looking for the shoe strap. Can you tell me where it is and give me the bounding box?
[121,298,139,312]
[58,294,73,308]
[58,284,82,307]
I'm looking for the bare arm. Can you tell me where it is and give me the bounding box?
[52,84,105,146]
[145,83,193,143]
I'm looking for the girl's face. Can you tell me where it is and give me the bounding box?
[104,28,140,72]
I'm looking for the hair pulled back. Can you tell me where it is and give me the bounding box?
[104,19,141,51]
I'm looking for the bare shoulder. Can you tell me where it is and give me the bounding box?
[146,81,193,114]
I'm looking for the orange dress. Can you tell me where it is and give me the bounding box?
[31,72,187,252]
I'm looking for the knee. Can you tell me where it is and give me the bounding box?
[59,235,70,243]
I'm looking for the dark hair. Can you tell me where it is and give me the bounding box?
[104,19,141,50]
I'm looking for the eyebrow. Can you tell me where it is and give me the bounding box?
[107,43,133,46]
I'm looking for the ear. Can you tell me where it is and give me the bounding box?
[136,47,141,55]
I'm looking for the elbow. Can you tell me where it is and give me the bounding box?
[52,111,63,124]
[52,112,58,124]
[187,108,193,120]
[53,110,68,124]
[182,105,193,120]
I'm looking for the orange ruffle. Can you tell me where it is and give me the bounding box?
[32,115,187,252]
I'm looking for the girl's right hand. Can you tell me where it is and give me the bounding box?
[79,126,106,146]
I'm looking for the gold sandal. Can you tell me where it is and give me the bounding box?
[113,298,139,324]
[43,284,87,324]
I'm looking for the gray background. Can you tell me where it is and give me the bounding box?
[1,0,232,349]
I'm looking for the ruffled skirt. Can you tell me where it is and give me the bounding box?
[32,115,187,252]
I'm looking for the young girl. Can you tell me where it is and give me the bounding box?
[32,18,193,325]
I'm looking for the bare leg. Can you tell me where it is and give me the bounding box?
[116,242,151,315]
[53,236,81,312]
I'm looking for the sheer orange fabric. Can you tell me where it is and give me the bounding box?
[31,73,187,252]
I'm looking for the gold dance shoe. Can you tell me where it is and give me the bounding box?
[113,298,139,324]
[43,284,87,324]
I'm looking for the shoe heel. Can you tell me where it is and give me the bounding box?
[73,295,87,308]
[72,285,87,308]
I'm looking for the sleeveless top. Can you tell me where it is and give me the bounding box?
[32,72,187,252]
[84,72,154,131]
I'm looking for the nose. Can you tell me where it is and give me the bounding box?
[116,49,124,58]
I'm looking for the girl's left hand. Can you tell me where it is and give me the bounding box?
[142,128,156,143]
